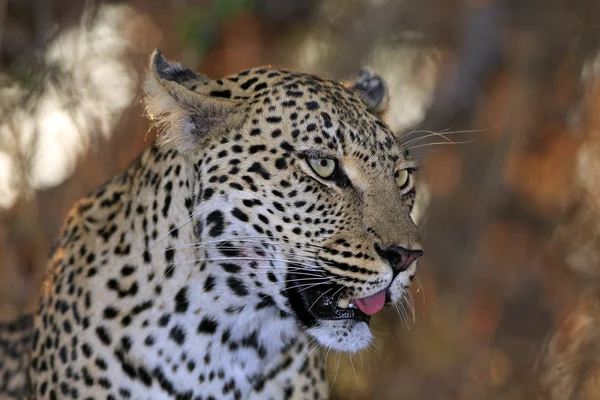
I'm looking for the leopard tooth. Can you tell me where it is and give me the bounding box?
[348,303,355,308]
[337,298,350,309]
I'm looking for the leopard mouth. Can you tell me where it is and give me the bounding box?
[286,271,392,326]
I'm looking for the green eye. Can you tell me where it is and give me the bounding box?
[394,169,410,189]
[308,158,336,178]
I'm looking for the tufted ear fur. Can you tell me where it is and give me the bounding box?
[144,49,242,154]
[344,67,390,120]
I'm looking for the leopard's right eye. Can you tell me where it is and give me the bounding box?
[394,169,409,189]
[308,158,336,178]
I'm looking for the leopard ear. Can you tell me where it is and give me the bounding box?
[344,67,389,119]
[144,49,241,153]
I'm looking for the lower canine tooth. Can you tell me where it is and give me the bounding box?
[349,303,355,308]
[337,298,349,308]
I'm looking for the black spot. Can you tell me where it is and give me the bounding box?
[227,277,249,296]
[321,112,333,128]
[152,366,175,396]
[174,287,189,314]
[197,317,218,334]
[98,377,111,389]
[162,195,172,218]
[221,329,231,344]
[138,366,153,386]
[275,158,287,170]
[59,346,67,363]
[248,145,266,154]
[121,265,136,276]
[204,275,216,292]
[209,90,232,98]
[218,241,240,257]
[247,162,271,180]
[103,307,119,319]
[240,77,258,90]
[132,300,154,315]
[203,188,214,200]
[158,314,171,327]
[271,128,282,138]
[280,141,294,152]
[165,248,174,263]
[95,326,112,345]
[221,263,241,273]
[206,210,225,237]
[121,335,132,351]
[273,202,285,212]
[305,101,319,110]
[169,325,186,346]
[144,335,154,346]
[81,343,93,358]
[266,116,282,124]
[254,82,268,91]
[231,208,249,222]
[187,360,196,372]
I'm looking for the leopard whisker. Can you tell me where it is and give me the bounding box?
[307,287,334,313]
[168,256,329,270]
[400,130,456,149]
[404,140,474,151]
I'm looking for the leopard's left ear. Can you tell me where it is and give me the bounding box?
[344,67,389,119]
[144,49,242,153]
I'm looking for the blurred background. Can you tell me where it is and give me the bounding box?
[1,0,600,398]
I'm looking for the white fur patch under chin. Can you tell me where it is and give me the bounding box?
[307,320,373,353]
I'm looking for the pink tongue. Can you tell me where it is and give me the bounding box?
[354,290,386,315]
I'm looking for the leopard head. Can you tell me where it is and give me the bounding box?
[144,50,423,352]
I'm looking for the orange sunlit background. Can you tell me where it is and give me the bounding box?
[2,0,600,399]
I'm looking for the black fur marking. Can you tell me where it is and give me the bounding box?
[227,277,249,296]
[206,210,225,237]
[169,325,186,345]
[197,317,218,334]
[209,90,232,98]
[174,287,189,314]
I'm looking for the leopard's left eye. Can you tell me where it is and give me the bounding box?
[308,158,336,178]
[394,169,410,190]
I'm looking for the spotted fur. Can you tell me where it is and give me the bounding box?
[1,50,424,399]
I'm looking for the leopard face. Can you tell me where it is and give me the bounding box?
[146,51,423,353]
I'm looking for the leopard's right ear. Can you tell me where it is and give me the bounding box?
[344,67,389,119]
[144,50,242,153]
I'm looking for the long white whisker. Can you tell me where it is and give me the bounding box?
[298,337,321,369]
[400,130,456,148]
[329,352,341,394]
[167,257,327,270]
[405,140,474,151]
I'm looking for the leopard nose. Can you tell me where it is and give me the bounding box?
[375,244,423,273]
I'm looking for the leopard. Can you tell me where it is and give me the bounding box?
[0,50,424,399]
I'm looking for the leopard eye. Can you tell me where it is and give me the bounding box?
[394,169,410,189]
[308,158,336,178]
